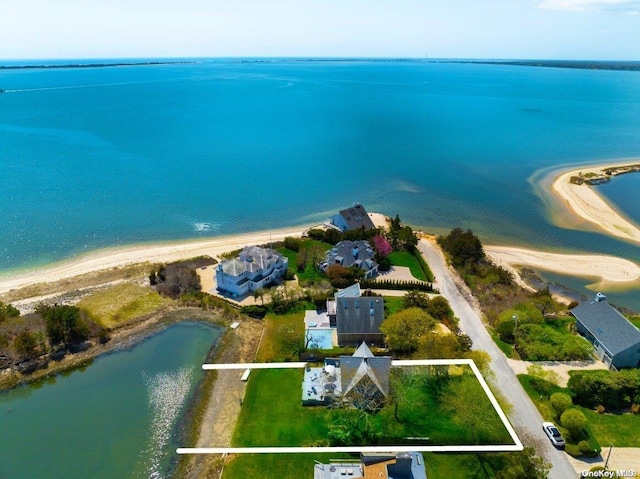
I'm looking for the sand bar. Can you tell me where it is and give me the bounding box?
[550,160,640,244]
[486,245,640,289]
[0,225,313,294]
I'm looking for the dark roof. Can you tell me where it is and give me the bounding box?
[326,240,377,271]
[340,345,391,397]
[336,297,384,334]
[338,204,375,231]
[571,300,640,356]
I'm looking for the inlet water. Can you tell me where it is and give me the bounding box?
[0,321,220,479]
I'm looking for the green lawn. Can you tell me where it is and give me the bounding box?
[277,239,333,286]
[388,250,433,281]
[579,407,640,447]
[384,296,405,315]
[233,366,513,449]
[223,453,356,479]
[254,312,305,362]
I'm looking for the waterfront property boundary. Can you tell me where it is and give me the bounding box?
[179,358,523,454]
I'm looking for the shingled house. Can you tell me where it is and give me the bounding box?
[322,240,379,279]
[330,203,375,232]
[570,293,640,369]
[302,342,391,410]
[215,246,288,297]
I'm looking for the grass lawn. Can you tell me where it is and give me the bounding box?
[388,250,432,281]
[383,296,405,315]
[233,366,513,450]
[277,239,333,286]
[579,406,640,447]
[254,312,305,362]
[223,453,356,479]
[490,331,515,358]
[77,282,173,328]
[232,369,330,447]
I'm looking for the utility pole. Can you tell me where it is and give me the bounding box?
[603,443,613,470]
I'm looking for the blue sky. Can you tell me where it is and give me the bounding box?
[0,0,638,60]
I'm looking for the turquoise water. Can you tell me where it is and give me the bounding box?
[596,172,640,224]
[1,59,639,302]
[0,322,220,479]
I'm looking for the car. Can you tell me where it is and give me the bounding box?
[542,422,565,449]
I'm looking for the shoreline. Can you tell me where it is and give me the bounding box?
[549,160,640,245]
[0,212,390,295]
[485,245,640,291]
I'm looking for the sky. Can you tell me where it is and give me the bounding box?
[0,0,638,60]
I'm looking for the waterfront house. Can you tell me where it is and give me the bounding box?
[313,452,427,479]
[330,203,375,232]
[570,293,640,369]
[302,342,391,410]
[215,246,288,297]
[322,240,379,279]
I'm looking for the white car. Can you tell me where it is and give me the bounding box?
[542,422,565,449]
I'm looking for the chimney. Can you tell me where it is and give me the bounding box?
[595,292,607,302]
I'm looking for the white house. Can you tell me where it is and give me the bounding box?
[215,246,288,297]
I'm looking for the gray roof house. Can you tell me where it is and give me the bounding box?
[313,452,427,479]
[302,342,391,410]
[570,293,640,369]
[323,240,379,279]
[336,295,385,347]
[215,246,288,298]
[330,203,376,232]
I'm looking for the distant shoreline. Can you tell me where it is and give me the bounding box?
[550,160,640,245]
[0,61,194,70]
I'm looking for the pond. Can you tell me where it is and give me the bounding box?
[0,321,221,479]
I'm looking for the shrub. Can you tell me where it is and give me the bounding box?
[565,443,581,457]
[550,392,573,415]
[596,405,606,414]
[241,305,267,319]
[561,408,587,439]
[283,236,301,252]
[631,404,639,415]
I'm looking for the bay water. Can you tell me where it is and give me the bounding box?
[1,59,639,301]
[0,322,220,479]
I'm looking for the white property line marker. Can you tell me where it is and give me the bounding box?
[179,358,523,454]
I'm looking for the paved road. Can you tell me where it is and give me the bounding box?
[418,238,577,479]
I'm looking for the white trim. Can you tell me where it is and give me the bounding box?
[187,358,523,454]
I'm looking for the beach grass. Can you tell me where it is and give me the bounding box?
[77,282,173,329]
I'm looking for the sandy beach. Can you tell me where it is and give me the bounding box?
[0,225,312,294]
[486,245,640,290]
[550,160,640,245]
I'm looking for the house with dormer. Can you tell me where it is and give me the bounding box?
[215,246,288,297]
[330,203,375,232]
[322,240,379,279]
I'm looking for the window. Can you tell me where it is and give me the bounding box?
[343,300,348,309]
[355,301,359,308]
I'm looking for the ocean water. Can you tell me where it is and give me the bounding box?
[1,59,639,299]
[596,172,640,224]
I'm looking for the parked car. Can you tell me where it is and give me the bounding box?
[542,422,565,449]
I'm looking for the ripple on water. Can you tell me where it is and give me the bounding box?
[138,367,194,479]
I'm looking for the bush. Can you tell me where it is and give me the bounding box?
[561,408,587,439]
[241,305,267,319]
[283,236,301,252]
[565,443,581,457]
[596,405,605,414]
[550,392,573,415]
[579,440,592,454]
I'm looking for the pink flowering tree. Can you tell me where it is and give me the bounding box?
[373,235,392,258]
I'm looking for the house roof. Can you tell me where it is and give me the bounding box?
[326,240,377,271]
[337,204,375,231]
[219,246,285,277]
[570,299,640,356]
[336,296,385,334]
[340,343,391,397]
[335,283,362,300]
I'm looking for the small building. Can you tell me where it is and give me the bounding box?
[313,452,427,479]
[302,342,391,410]
[570,293,640,369]
[215,246,288,297]
[323,240,379,279]
[330,203,376,232]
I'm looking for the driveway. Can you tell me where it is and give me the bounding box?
[418,238,576,479]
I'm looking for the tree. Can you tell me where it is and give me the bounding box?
[276,324,312,359]
[380,308,436,354]
[253,288,266,306]
[560,408,587,439]
[372,235,392,258]
[494,447,550,479]
[550,392,573,415]
[13,330,39,360]
[40,305,90,347]
[437,228,485,267]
